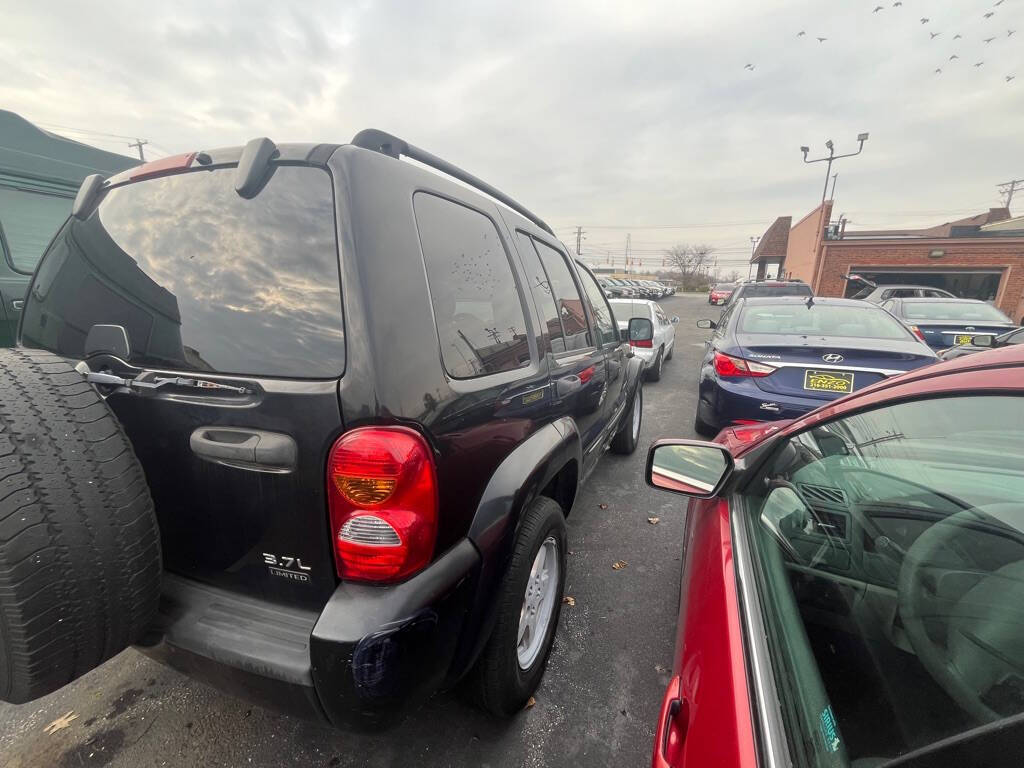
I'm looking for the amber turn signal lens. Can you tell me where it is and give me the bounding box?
[334,475,396,505]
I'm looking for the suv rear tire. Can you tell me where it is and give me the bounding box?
[0,349,161,704]
[471,495,567,716]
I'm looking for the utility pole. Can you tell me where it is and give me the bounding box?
[624,233,631,273]
[829,173,838,201]
[128,139,148,162]
[748,236,761,280]
[575,226,585,256]
[801,133,869,205]
[997,179,1024,210]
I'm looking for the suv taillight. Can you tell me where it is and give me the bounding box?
[327,427,438,583]
[713,351,776,378]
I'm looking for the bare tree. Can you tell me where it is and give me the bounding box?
[664,244,715,290]
[724,270,742,283]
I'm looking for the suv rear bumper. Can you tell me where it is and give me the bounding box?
[138,539,481,730]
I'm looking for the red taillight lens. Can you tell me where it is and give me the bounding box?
[631,338,653,349]
[713,351,775,378]
[910,325,927,342]
[327,427,437,583]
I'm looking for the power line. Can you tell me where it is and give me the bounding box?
[32,120,151,143]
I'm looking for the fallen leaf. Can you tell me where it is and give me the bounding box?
[562,596,576,606]
[612,560,628,570]
[647,516,660,525]
[567,550,575,556]
[598,503,608,509]
[655,664,668,673]
[525,696,537,710]
[44,711,78,735]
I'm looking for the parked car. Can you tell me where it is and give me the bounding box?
[880,297,1017,351]
[625,279,654,299]
[609,298,678,381]
[708,282,736,305]
[600,277,627,298]
[642,280,666,299]
[939,326,1024,360]
[611,278,638,297]
[649,344,1024,768]
[693,297,937,436]
[851,283,956,303]
[2,130,649,730]
[724,279,812,305]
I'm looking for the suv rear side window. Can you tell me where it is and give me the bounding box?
[516,232,565,354]
[532,239,590,351]
[415,193,530,379]
[21,166,344,378]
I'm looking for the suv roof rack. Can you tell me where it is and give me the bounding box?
[351,129,554,236]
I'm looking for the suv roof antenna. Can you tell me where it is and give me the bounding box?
[351,129,555,236]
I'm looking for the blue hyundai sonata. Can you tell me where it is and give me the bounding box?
[693,296,938,436]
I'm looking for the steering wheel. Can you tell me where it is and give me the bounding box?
[897,505,1024,724]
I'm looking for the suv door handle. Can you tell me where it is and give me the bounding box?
[190,427,297,472]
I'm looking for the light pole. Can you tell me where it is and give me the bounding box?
[801,133,869,205]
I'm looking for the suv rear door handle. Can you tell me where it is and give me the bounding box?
[190,427,297,472]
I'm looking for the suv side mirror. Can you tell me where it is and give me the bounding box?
[696,319,717,330]
[646,440,734,498]
[972,335,995,348]
[629,317,654,344]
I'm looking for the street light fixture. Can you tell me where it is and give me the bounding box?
[800,132,870,204]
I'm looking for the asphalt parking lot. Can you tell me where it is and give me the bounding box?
[0,294,712,768]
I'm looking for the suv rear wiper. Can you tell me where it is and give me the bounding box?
[75,362,251,395]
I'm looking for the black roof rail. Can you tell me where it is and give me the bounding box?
[350,129,554,236]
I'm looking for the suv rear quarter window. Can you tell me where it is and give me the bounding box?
[532,239,591,351]
[414,193,531,379]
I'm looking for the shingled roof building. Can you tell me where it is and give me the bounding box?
[754,200,1024,322]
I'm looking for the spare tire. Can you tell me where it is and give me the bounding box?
[0,349,161,704]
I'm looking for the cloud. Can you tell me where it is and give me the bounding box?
[2,0,1022,270]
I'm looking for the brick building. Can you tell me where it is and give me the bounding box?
[752,201,1024,322]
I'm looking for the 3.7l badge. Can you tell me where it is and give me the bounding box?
[262,553,312,583]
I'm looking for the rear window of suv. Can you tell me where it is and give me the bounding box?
[21,165,344,378]
[737,284,812,299]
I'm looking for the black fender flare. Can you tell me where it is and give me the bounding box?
[448,417,581,680]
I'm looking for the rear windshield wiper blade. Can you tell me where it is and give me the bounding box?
[76,363,251,395]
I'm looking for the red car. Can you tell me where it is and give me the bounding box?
[708,283,736,305]
[648,344,1024,768]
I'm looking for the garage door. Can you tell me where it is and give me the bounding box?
[843,269,1002,301]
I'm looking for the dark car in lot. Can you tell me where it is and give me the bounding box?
[0,130,648,729]
[649,344,1024,768]
[880,297,1017,351]
[939,326,1024,360]
[693,297,936,436]
[724,279,812,306]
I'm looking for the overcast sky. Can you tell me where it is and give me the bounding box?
[2,0,1022,274]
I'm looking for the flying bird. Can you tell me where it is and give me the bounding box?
[953,34,962,40]
[893,1,902,5]
[797,30,806,36]
[984,12,995,19]
[744,63,755,70]
[949,54,960,60]
[975,61,984,67]
[930,31,941,39]
[817,36,827,42]
[996,0,1005,5]
[873,5,884,11]
[921,18,930,24]
[935,67,943,74]
[985,36,997,42]
[1009,30,1017,37]
[1008,75,1017,82]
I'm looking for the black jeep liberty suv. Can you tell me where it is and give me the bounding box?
[0,130,646,729]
